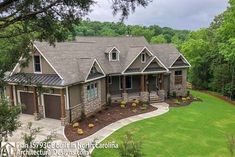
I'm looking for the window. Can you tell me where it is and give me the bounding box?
[34,56,41,73]
[141,53,146,63]
[120,76,132,89]
[108,76,112,84]
[175,70,182,85]
[111,52,117,61]
[87,82,98,101]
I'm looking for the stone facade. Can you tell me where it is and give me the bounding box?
[122,93,128,102]
[158,90,165,101]
[170,69,187,96]
[140,92,149,102]
[81,80,102,116]
[68,104,82,123]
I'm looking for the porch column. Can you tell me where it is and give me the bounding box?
[9,85,14,105]
[141,75,145,92]
[60,88,66,126]
[145,75,148,92]
[33,87,40,120]
[140,75,149,102]
[122,75,128,101]
[106,77,111,103]
[160,74,164,90]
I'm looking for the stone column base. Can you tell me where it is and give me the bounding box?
[34,113,41,121]
[61,117,68,126]
[140,92,149,102]
[158,90,165,101]
[122,93,128,102]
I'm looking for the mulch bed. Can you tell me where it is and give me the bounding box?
[65,102,157,142]
[200,90,235,105]
[166,95,202,107]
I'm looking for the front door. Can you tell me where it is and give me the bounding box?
[148,75,157,92]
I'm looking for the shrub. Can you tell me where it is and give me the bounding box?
[172,91,177,98]
[118,132,144,157]
[182,98,187,101]
[134,100,140,104]
[77,128,84,135]
[173,99,180,104]
[120,101,126,105]
[88,123,94,128]
[132,103,137,107]
[121,104,125,108]
[72,122,79,128]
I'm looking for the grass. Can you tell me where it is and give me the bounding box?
[92,90,235,157]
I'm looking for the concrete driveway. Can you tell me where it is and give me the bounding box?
[8,114,67,143]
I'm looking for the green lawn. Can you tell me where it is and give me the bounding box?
[92,90,235,157]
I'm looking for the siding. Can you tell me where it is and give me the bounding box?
[21,51,56,74]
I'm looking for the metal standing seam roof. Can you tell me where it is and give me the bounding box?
[6,73,63,86]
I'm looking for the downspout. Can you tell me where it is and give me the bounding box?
[65,86,72,123]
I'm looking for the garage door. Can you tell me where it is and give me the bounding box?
[20,92,34,115]
[44,95,61,120]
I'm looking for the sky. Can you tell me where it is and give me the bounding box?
[87,0,228,30]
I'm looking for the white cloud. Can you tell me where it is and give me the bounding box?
[86,0,228,30]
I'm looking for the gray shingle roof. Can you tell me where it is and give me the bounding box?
[29,37,188,86]
[150,44,181,68]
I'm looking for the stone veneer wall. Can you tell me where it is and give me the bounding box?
[81,80,102,116]
[68,104,82,123]
[170,69,187,96]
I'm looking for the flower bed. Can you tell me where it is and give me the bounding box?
[65,101,157,142]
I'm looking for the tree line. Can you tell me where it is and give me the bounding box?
[68,20,190,45]
[180,0,235,99]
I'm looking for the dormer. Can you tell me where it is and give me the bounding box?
[105,46,120,61]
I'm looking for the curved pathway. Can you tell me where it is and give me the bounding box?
[70,102,169,146]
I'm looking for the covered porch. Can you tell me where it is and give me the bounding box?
[107,73,167,103]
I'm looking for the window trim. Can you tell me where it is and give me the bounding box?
[110,51,118,61]
[109,47,120,61]
[141,53,146,63]
[33,55,42,74]
[87,82,99,101]
[174,70,183,85]
[119,76,132,90]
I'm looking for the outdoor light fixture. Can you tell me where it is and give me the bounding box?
[23,86,28,91]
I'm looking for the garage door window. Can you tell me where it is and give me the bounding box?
[87,82,98,101]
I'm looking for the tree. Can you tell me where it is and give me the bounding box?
[150,35,167,44]
[0,98,21,148]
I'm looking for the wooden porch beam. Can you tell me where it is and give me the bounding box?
[145,75,148,92]
[9,85,14,105]
[122,75,126,93]
[141,75,145,92]
[60,89,66,119]
[33,87,39,113]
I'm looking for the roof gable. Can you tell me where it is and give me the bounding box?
[170,54,191,68]
[85,59,105,82]
[142,57,168,73]
[122,46,154,73]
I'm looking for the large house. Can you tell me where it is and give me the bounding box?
[5,36,190,125]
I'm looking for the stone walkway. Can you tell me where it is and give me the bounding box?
[71,102,169,149]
